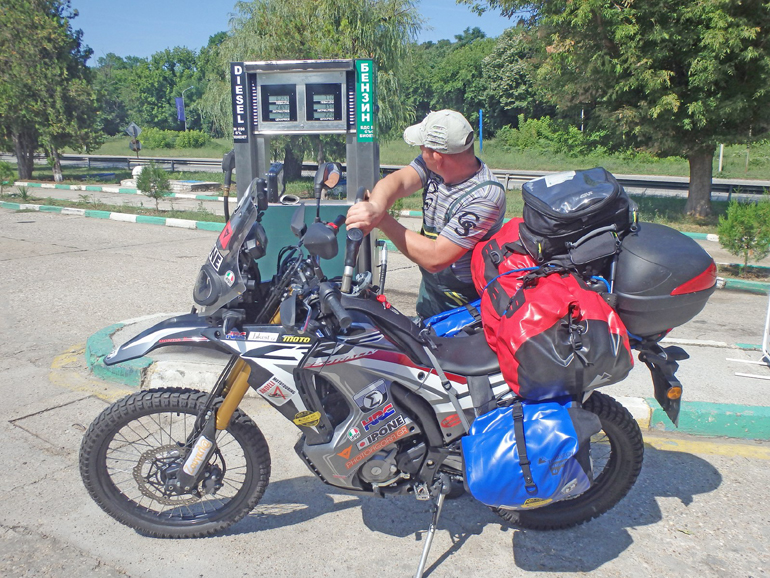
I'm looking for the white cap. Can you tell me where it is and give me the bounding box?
[403,110,474,154]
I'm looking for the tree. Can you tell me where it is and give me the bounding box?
[718,199,770,274]
[130,47,202,131]
[480,26,553,132]
[0,0,102,181]
[136,162,171,211]
[464,0,770,217]
[202,0,422,178]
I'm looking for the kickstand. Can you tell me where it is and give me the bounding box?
[414,479,449,578]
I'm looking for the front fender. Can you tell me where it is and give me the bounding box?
[104,313,223,365]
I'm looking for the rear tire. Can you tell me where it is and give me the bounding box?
[80,388,271,538]
[493,391,643,530]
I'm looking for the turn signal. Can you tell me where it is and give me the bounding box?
[667,386,682,400]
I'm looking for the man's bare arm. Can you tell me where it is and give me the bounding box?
[376,213,468,273]
[345,166,423,235]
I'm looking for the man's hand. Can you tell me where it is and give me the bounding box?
[345,200,384,236]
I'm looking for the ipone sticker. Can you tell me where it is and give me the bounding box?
[224,270,235,287]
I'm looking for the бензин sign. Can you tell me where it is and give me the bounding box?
[356,60,376,143]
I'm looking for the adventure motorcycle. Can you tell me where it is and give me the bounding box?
[80,163,715,577]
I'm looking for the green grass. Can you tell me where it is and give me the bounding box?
[83,135,232,159]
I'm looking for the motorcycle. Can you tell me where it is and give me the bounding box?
[80,163,714,577]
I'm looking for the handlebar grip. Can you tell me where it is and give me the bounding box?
[319,282,352,329]
[341,227,364,293]
[354,186,367,204]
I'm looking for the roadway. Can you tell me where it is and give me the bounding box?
[1,207,769,577]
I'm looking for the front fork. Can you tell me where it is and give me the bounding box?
[174,357,252,492]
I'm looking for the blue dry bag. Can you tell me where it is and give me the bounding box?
[462,397,601,509]
[425,299,481,337]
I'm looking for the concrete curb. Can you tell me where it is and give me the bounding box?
[1,200,226,232]
[14,180,225,202]
[83,318,770,441]
[85,323,152,388]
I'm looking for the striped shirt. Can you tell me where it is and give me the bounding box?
[410,156,506,283]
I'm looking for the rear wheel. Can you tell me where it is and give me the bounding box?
[493,391,643,530]
[80,388,271,538]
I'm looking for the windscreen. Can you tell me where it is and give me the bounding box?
[193,186,258,315]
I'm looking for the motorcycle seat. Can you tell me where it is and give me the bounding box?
[340,294,500,377]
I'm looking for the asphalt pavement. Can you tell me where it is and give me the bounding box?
[2,186,770,577]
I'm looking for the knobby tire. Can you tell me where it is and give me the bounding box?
[493,391,644,530]
[79,388,271,538]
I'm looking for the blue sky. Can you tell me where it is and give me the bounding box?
[70,0,515,62]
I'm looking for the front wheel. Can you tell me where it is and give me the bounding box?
[79,388,271,538]
[493,391,644,530]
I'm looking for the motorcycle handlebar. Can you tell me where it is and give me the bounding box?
[327,214,346,232]
[319,282,352,329]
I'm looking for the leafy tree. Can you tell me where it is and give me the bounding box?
[480,26,553,132]
[93,53,142,136]
[203,0,422,178]
[464,0,770,217]
[718,198,770,274]
[130,47,202,131]
[0,0,102,181]
[0,161,15,195]
[136,162,171,210]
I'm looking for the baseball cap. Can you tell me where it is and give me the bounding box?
[403,110,474,154]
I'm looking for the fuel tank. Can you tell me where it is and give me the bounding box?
[614,222,717,337]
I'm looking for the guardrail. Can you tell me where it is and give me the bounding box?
[3,153,769,197]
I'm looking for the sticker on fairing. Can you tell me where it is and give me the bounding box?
[257,376,297,406]
[248,331,279,342]
[224,270,235,287]
[293,410,322,427]
[353,379,388,412]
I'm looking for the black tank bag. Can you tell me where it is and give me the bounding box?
[518,168,637,271]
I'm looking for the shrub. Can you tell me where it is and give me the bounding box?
[496,115,608,157]
[176,130,210,148]
[718,196,770,274]
[136,161,171,210]
[142,128,177,149]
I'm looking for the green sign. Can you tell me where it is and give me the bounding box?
[355,60,377,142]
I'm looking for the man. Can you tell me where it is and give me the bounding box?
[346,109,507,319]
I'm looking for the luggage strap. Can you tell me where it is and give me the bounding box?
[420,333,471,433]
[511,401,538,495]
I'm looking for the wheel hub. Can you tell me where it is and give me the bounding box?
[133,444,201,505]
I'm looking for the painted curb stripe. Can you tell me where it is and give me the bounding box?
[648,398,770,440]
[136,215,167,225]
[85,209,112,219]
[196,221,226,232]
[109,212,137,223]
[85,323,151,388]
[165,217,197,229]
[723,278,770,294]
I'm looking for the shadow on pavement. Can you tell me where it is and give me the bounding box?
[511,445,722,572]
[220,445,721,575]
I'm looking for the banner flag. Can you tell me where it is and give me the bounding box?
[176,97,186,122]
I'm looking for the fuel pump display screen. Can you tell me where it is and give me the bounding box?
[261,84,297,123]
[305,83,342,122]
